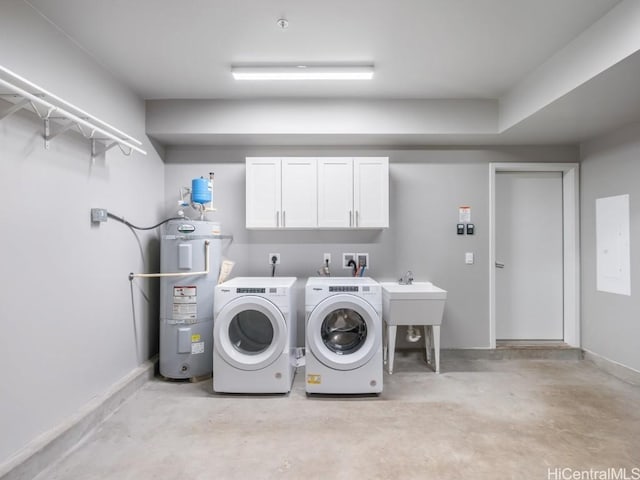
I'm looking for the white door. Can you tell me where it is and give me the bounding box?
[317,158,353,228]
[495,172,563,340]
[281,157,317,228]
[213,296,287,371]
[246,157,281,228]
[354,157,389,228]
[306,294,381,371]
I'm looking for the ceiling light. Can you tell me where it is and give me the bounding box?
[231,65,374,81]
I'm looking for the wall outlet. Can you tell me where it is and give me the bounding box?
[323,253,331,264]
[269,253,281,264]
[342,253,355,268]
[91,208,108,223]
[465,252,474,264]
[356,253,369,268]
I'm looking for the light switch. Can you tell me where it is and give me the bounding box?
[465,252,474,264]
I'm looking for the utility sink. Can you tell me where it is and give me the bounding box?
[380,282,447,324]
[380,281,447,303]
[380,281,447,374]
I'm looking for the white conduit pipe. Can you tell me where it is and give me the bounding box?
[129,240,210,281]
[0,77,147,155]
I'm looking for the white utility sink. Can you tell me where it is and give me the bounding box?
[380,281,447,303]
[380,281,447,374]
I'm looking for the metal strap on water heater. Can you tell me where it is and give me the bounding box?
[129,240,211,281]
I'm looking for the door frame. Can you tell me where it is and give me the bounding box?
[489,163,580,348]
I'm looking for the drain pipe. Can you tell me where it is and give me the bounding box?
[406,325,422,343]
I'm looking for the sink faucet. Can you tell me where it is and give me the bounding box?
[399,270,414,285]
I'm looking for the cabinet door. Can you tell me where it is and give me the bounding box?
[281,158,317,228]
[246,157,281,228]
[354,157,389,228]
[317,158,354,228]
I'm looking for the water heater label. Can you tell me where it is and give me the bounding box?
[191,342,205,354]
[174,286,196,297]
[173,286,197,321]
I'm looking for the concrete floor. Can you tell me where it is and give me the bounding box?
[36,354,640,480]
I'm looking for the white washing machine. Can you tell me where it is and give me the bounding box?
[213,277,297,393]
[305,277,383,394]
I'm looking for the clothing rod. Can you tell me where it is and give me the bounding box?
[0,76,146,156]
[0,64,142,145]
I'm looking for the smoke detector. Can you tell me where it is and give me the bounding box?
[276,18,289,30]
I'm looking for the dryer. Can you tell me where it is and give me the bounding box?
[213,277,297,393]
[305,277,383,394]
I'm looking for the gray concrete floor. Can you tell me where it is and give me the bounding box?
[37,354,640,480]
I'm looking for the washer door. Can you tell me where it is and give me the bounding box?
[214,296,287,371]
[307,294,381,371]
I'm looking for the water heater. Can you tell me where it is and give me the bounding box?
[159,220,222,379]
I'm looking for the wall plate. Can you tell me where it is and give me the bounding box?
[342,253,355,268]
[356,253,369,268]
[268,253,281,264]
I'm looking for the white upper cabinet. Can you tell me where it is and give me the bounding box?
[318,157,388,228]
[246,157,317,229]
[354,157,389,228]
[246,157,388,229]
[246,157,281,228]
[281,158,317,228]
[317,157,354,228]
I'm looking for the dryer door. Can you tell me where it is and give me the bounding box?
[307,294,381,371]
[214,296,287,371]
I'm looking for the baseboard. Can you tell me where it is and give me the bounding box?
[0,357,157,480]
[583,349,640,386]
[440,347,583,361]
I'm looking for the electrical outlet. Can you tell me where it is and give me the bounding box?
[342,253,355,268]
[356,253,369,268]
[268,253,281,264]
[91,208,108,223]
[323,253,331,264]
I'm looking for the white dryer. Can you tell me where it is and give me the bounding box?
[213,277,297,393]
[305,277,383,394]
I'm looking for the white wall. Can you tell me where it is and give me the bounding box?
[0,0,165,465]
[580,123,640,372]
[164,146,577,349]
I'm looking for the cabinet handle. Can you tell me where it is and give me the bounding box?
[349,210,353,227]
[283,210,286,228]
[356,210,359,227]
[276,211,280,227]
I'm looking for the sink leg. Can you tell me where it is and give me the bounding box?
[387,325,397,374]
[433,325,441,374]
[424,325,432,364]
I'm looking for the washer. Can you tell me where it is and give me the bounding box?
[305,277,383,394]
[213,277,297,394]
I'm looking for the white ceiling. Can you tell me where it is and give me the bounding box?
[26,0,620,99]
[23,0,640,146]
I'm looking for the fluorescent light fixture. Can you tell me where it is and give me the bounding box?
[231,65,374,80]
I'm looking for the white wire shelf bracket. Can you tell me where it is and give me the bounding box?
[0,64,146,159]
